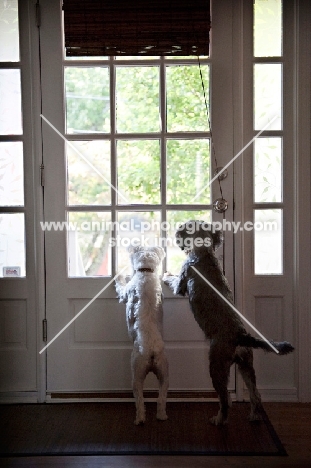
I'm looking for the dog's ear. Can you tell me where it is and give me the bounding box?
[150,246,165,260]
[211,226,223,250]
[127,244,142,254]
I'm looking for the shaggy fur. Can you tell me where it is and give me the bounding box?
[163,220,294,425]
[115,246,169,425]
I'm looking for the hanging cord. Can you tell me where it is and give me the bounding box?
[197,56,226,274]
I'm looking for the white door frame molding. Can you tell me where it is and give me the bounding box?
[294,0,311,402]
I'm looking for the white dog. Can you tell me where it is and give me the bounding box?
[115,245,169,425]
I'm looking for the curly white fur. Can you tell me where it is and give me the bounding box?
[115,246,169,425]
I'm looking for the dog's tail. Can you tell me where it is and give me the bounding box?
[238,333,294,355]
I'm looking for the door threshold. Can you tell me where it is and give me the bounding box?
[47,390,235,403]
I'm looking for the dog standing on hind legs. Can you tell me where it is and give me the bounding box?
[163,220,294,426]
[115,245,169,425]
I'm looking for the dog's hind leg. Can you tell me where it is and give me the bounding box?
[154,352,169,421]
[209,342,234,425]
[131,351,147,425]
[234,346,262,421]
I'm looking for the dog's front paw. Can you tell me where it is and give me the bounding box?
[134,414,146,425]
[209,412,228,426]
[162,272,173,284]
[115,273,126,285]
[248,412,262,422]
[156,410,168,421]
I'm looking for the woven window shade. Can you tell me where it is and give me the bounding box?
[63,0,210,57]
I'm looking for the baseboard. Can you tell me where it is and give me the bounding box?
[0,392,38,403]
[243,387,298,402]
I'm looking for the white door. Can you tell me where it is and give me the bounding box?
[0,0,39,401]
[236,0,296,401]
[38,0,237,398]
[38,0,297,401]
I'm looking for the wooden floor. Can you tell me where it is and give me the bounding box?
[0,402,310,468]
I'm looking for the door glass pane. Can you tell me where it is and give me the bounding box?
[166,139,211,204]
[116,211,161,274]
[0,69,22,135]
[67,211,112,277]
[0,142,24,206]
[116,67,160,133]
[67,140,111,206]
[254,64,282,131]
[254,137,282,203]
[0,213,25,277]
[254,209,282,275]
[254,0,282,57]
[166,65,210,132]
[166,210,211,273]
[0,0,19,62]
[117,140,160,204]
[65,67,110,134]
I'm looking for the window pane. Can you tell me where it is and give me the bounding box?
[0,69,22,135]
[117,140,160,204]
[116,67,160,133]
[254,138,282,203]
[166,65,209,132]
[0,213,25,277]
[254,64,282,130]
[116,211,161,274]
[166,210,211,274]
[0,142,24,206]
[67,212,112,277]
[254,209,282,275]
[254,0,282,57]
[166,139,211,204]
[67,140,111,206]
[65,67,110,134]
[0,0,19,62]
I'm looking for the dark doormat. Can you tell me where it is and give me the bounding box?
[0,402,286,457]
